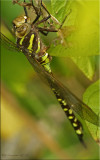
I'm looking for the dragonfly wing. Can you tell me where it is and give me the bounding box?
[49,76,100,126]
[0,32,21,53]
[25,53,100,126]
[1,32,99,127]
[63,87,100,126]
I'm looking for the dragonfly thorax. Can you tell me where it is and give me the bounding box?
[13,15,31,38]
[12,14,52,73]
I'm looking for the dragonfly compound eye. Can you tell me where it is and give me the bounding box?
[13,16,30,28]
[15,23,31,38]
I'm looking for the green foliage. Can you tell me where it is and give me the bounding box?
[71,56,96,80]
[83,80,100,141]
[49,0,99,80]
[49,0,99,57]
[51,0,72,23]
[51,0,76,25]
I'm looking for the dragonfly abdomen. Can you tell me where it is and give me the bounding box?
[51,87,84,143]
[38,52,52,73]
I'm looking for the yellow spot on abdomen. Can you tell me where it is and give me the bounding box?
[43,63,51,73]
[64,108,68,111]
[41,53,48,62]
[73,123,78,127]
[69,109,72,114]
[62,100,67,106]
[58,98,62,102]
[74,118,77,122]
[68,116,74,119]
[76,129,82,135]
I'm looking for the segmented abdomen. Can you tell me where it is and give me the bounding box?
[38,52,52,73]
[51,87,84,143]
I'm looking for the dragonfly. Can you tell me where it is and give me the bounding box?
[1,0,99,147]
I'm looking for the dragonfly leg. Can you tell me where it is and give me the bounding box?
[59,9,72,29]
[23,0,28,19]
[39,30,48,36]
[38,27,58,33]
[35,0,51,25]
[41,0,50,15]
[30,0,41,24]
[31,0,51,25]
[35,15,51,25]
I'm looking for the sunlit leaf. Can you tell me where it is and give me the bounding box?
[51,0,73,23]
[49,0,99,57]
[83,80,100,142]
[71,56,96,80]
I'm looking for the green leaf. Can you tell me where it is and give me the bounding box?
[83,80,100,141]
[51,0,73,23]
[71,56,96,80]
[49,0,99,57]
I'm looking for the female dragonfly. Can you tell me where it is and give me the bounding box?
[1,0,99,147]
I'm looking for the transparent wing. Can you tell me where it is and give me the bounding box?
[48,76,100,126]
[24,50,100,127]
[0,32,21,53]
[1,32,99,126]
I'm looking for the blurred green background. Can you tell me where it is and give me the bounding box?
[1,0,99,159]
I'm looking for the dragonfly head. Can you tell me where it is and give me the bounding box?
[12,15,31,38]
